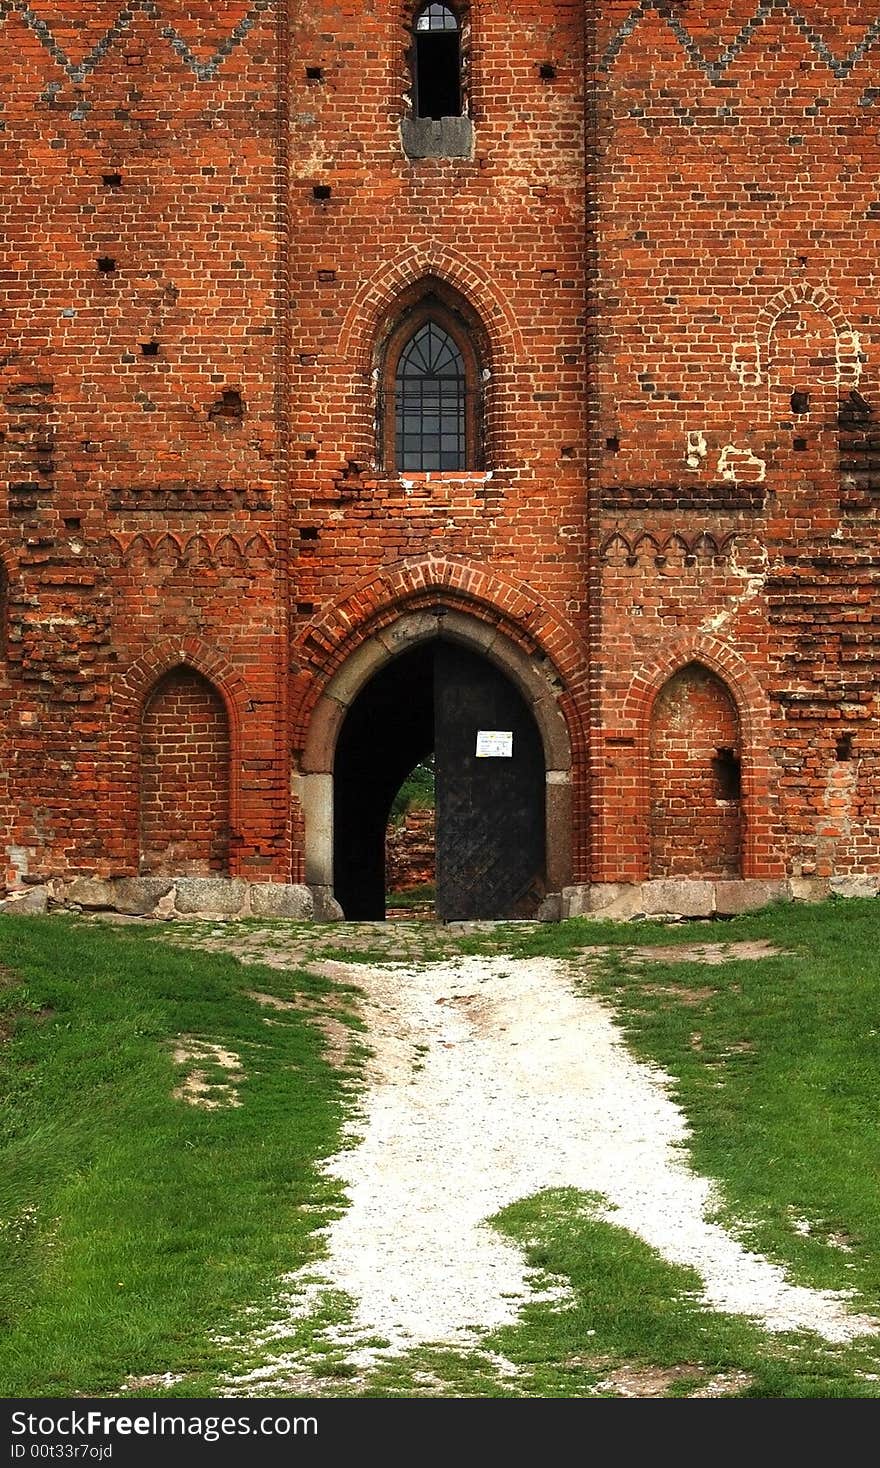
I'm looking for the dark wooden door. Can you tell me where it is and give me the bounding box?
[434,642,545,921]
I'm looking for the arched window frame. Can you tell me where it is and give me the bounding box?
[380,299,483,473]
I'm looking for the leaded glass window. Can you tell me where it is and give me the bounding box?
[416,3,458,30]
[395,321,466,472]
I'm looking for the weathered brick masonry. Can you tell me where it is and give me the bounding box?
[0,2,878,909]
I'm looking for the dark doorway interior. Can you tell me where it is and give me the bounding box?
[334,645,434,921]
[333,641,546,921]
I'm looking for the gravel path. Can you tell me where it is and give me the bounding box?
[272,954,877,1365]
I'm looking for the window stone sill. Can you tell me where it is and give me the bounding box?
[401,114,474,160]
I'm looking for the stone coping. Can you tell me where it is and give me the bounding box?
[0,876,342,921]
[0,875,877,922]
[562,876,880,920]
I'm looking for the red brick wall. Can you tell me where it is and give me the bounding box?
[649,664,742,880]
[591,0,880,885]
[139,668,230,876]
[386,805,436,893]
[0,2,290,885]
[1,3,879,894]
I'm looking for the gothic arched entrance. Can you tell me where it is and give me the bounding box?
[298,610,573,922]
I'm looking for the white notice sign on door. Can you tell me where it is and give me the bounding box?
[476,730,513,758]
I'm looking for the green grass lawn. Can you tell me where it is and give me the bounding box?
[4,899,880,1398]
[0,915,360,1397]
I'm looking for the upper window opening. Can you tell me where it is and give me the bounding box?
[395,321,466,471]
[417,3,458,30]
[414,3,461,119]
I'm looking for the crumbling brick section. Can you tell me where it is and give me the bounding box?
[139,669,230,877]
[649,665,742,880]
[386,805,436,893]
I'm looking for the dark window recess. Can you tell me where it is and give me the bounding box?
[713,748,742,800]
[395,320,466,472]
[414,3,461,119]
[97,256,117,273]
[791,389,811,414]
[836,732,854,761]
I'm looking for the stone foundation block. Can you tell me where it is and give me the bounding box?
[640,880,715,917]
[173,877,249,916]
[714,879,790,915]
[248,883,314,920]
[829,876,880,898]
[113,877,175,915]
[64,877,119,910]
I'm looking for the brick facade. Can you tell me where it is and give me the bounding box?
[1,3,878,905]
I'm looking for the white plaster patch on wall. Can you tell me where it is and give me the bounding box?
[835,329,863,386]
[717,445,766,483]
[700,541,769,636]
[685,430,708,471]
[730,286,865,393]
[6,846,31,880]
[731,341,760,388]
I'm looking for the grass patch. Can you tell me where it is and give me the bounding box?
[0,914,358,1397]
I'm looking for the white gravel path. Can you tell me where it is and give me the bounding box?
[274,955,877,1364]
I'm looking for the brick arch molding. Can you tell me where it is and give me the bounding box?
[293,556,589,757]
[293,557,591,893]
[337,243,525,372]
[114,637,249,875]
[335,246,527,468]
[622,633,778,879]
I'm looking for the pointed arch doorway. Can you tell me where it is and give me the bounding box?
[299,613,573,922]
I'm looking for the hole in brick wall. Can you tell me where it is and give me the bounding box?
[140,342,159,357]
[790,389,811,414]
[304,447,317,460]
[297,602,315,615]
[306,66,323,81]
[97,256,117,273]
[312,184,331,200]
[560,445,574,460]
[208,388,245,422]
[835,732,854,761]
[539,62,556,80]
[102,172,122,188]
[793,436,808,451]
[606,436,620,452]
[713,748,742,801]
[64,516,81,530]
[300,526,319,540]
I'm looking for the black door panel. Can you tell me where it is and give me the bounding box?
[434,642,545,920]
